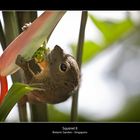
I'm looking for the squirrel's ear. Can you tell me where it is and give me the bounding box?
[54,45,64,54]
[0,76,8,104]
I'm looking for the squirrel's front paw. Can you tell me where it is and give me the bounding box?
[22,22,32,31]
[15,55,27,68]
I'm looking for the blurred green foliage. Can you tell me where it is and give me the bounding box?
[102,95,140,122]
[47,105,89,122]
[71,41,102,64]
[70,13,134,64]
[89,14,134,45]
[69,12,140,122]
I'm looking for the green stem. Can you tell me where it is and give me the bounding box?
[16,11,48,122]
[0,20,6,49]
[71,11,88,122]
[16,11,38,122]
[12,70,28,122]
[17,96,28,122]
[2,11,19,45]
[30,103,48,122]
[16,11,37,33]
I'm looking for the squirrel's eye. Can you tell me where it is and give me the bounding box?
[59,63,67,72]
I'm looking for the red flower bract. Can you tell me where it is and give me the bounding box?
[0,76,8,104]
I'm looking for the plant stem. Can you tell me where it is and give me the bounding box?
[12,70,29,122]
[16,11,46,121]
[2,11,19,46]
[30,103,48,122]
[16,11,40,122]
[0,20,6,49]
[71,11,88,122]
[16,11,48,122]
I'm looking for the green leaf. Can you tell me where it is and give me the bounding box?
[89,13,134,45]
[0,83,40,121]
[70,41,102,64]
